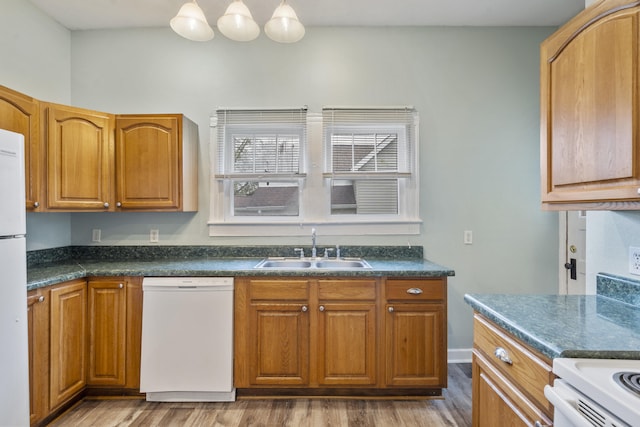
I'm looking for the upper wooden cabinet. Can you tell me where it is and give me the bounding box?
[42,102,114,211]
[115,114,198,211]
[0,85,42,210]
[540,0,640,209]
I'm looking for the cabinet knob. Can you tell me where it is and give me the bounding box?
[494,347,513,365]
[388,306,394,313]
[301,305,308,312]
[116,202,122,207]
[33,201,39,208]
[319,305,325,312]
[103,202,110,208]
[534,421,549,427]
[37,295,45,303]
[407,288,423,295]
[119,283,124,289]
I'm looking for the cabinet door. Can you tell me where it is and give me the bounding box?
[87,279,127,386]
[27,289,49,425]
[248,302,310,386]
[0,85,42,210]
[317,302,377,386]
[115,115,181,210]
[541,5,640,206]
[472,351,552,427]
[385,303,446,387]
[125,278,143,389]
[49,280,87,409]
[45,103,113,210]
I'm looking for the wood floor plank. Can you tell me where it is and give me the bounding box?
[48,364,472,427]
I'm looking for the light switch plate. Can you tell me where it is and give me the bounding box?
[150,229,159,243]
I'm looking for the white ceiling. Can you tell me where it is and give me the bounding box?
[29,0,585,31]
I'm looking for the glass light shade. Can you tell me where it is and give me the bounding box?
[170,1,214,42]
[217,0,260,42]
[264,1,305,43]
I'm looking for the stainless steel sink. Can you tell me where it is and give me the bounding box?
[254,257,371,270]
[315,260,370,269]
[256,259,313,269]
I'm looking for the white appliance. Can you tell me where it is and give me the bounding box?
[140,277,235,402]
[544,358,640,427]
[0,129,30,426]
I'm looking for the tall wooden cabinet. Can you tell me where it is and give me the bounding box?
[540,0,640,209]
[42,103,114,211]
[115,114,198,211]
[49,279,88,410]
[0,85,42,210]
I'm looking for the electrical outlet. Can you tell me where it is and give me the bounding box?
[92,229,101,243]
[464,230,473,245]
[150,229,159,243]
[629,247,640,275]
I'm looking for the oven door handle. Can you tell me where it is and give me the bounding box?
[543,384,594,427]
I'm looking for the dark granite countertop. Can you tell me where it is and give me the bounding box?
[27,246,454,291]
[464,286,640,360]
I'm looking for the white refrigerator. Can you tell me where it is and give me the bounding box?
[0,128,30,426]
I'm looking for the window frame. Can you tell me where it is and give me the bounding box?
[208,109,421,237]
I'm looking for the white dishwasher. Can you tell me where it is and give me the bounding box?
[140,277,235,402]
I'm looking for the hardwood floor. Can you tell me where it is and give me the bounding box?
[48,364,472,427]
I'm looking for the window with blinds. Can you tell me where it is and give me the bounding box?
[215,108,307,217]
[322,107,416,215]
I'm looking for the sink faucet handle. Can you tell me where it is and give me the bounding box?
[294,248,305,258]
[323,248,334,259]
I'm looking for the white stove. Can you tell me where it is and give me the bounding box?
[545,358,640,427]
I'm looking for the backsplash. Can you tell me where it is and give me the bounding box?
[596,273,640,308]
[27,245,424,267]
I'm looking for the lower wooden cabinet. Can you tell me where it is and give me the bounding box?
[87,279,127,386]
[49,279,88,410]
[235,276,448,393]
[471,314,553,427]
[27,277,143,426]
[26,288,50,425]
[384,278,447,388]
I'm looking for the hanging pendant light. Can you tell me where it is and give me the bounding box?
[217,0,260,42]
[265,0,305,43]
[170,0,214,42]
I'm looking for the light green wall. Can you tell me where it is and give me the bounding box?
[1,0,72,250]
[68,26,559,351]
[1,3,561,352]
[586,212,640,293]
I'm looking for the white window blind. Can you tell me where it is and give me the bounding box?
[322,107,416,215]
[215,108,307,179]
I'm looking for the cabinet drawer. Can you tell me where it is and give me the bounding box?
[385,278,445,301]
[249,279,309,301]
[318,279,376,300]
[473,315,553,417]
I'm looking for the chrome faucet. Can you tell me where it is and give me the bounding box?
[311,228,317,258]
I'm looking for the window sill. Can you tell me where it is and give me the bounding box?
[207,219,422,237]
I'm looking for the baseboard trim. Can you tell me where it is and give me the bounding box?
[448,348,472,364]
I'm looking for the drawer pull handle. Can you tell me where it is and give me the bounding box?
[406,288,423,295]
[494,347,513,365]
